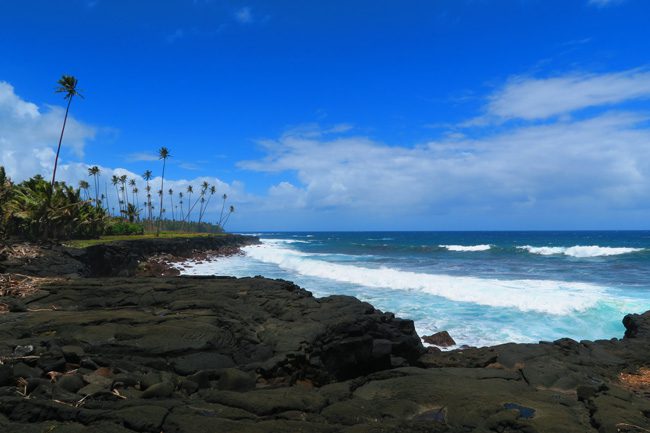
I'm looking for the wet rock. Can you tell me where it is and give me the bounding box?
[623,310,650,338]
[422,330,456,347]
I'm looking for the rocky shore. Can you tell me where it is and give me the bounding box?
[1,236,649,432]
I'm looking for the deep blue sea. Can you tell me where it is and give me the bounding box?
[180,231,650,347]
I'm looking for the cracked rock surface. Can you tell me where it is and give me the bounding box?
[0,239,649,432]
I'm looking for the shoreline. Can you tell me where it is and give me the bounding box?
[1,236,649,432]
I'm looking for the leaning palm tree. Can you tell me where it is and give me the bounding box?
[218,193,228,225]
[156,147,170,236]
[221,205,235,230]
[51,75,83,190]
[199,185,216,223]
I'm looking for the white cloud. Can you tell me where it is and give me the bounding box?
[479,69,650,122]
[0,81,96,181]
[235,7,253,24]
[0,82,243,226]
[239,110,650,228]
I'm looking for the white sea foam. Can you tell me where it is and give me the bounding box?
[233,241,608,315]
[518,245,643,258]
[440,244,492,252]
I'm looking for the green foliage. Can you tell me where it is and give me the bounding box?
[0,167,14,237]
[152,219,224,234]
[104,218,144,236]
[1,170,106,240]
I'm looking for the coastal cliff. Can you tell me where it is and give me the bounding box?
[0,237,649,432]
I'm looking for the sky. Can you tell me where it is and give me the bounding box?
[1,0,650,231]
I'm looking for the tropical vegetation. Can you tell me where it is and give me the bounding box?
[0,75,236,241]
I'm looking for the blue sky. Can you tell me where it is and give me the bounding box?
[1,0,650,230]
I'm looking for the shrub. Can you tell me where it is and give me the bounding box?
[104,219,144,236]
[4,173,106,240]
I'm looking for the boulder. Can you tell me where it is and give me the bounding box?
[422,330,456,347]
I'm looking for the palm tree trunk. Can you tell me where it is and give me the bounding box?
[156,159,166,236]
[104,182,110,212]
[50,96,73,191]
[218,197,227,226]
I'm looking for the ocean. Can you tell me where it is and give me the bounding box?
[180,231,650,348]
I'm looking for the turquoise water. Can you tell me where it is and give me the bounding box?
[181,231,650,347]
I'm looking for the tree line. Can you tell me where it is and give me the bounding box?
[0,75,235,240]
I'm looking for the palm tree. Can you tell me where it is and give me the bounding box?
[185,185,194,222]
[142,170,153,225]
[221,205,235,230]
[119,175,129,211]
[199,185,216,223]
[78,180,90,200]
[111,175,120,216]
[178,191,184,223]
[145,185,152,223]
[156,147,170,236]
[88,166,100,207]
[133,187,139,219]
[168,188,175,221]
[218,193,228,226]
[51,75,82,190]
[129,178,137,210]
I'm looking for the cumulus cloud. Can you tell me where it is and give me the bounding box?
[241,113,650,221]
[238,67,650,228]
[0,81,96,181]
[478,69,650,122]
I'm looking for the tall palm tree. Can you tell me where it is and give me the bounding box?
[156,147,170,236]
[142,170,153,225]
[218,193,228,226]
[51,75,82,190]
[133,187,139,219]
[168,188,175,221]
[199,185,216,223]
[185,185,194,222]
[119,175,129,211]
[88,166,100,207]
[145,185,152,223]
[178,191,184,223]
[111,175,120,216]
[129,178,137,210]
[221,205,235,230]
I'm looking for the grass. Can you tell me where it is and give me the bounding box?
[64,231,223,248]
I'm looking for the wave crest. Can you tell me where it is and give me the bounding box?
[518,245,643,258]
[440,244,492,252]
[241,241,607,315]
